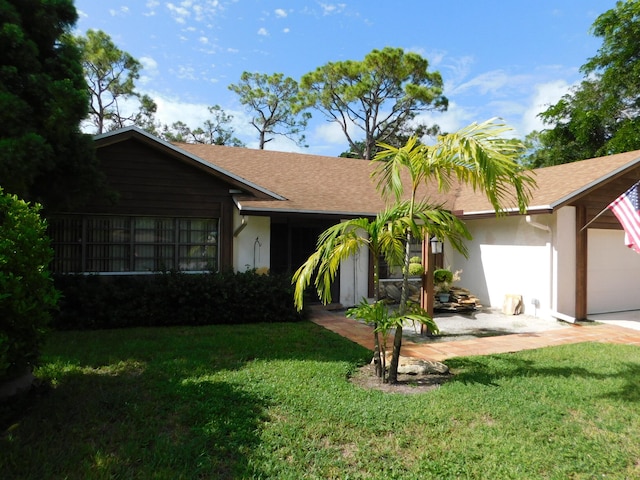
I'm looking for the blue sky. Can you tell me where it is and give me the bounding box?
[73,0,618,156]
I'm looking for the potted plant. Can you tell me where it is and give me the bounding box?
[433,268,453,302]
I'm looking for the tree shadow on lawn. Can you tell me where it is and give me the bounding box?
[605,361,640,403]
[2,322,373,478]
[445,344,640,403]
[2,362,272,479]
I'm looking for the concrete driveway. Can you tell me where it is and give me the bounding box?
[588,310,640,331]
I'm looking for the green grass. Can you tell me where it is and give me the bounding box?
[2,322,640,479]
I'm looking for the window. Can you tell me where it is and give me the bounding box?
[49,215,218,274]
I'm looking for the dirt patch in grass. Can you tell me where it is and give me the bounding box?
[349,363,452,394]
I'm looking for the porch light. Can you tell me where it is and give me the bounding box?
[430,236,443,254]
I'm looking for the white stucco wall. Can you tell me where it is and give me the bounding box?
[339,243,370,308]
[555,207,577,318]
[450,214,555,317]
[588,228,640,313]
[232,212,270,272]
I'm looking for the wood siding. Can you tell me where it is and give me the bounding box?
[570,169,640,229]
[61,138,237,269]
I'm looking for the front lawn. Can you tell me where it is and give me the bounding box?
[2,322,640,479]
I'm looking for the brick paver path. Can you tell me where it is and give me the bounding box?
[310,307,640,361]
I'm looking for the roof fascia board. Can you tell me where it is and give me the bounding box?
[460,205,553,219]
[234,199,376,217]
[94,126,286,201]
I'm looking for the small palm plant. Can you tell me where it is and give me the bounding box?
[346,298,438,383]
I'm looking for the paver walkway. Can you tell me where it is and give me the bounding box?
[309,307,640,361]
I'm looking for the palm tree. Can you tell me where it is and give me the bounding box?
[292,203,470,379]
[292,208,405,376]
[372,118,536,383]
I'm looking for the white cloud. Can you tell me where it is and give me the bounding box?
[192,4,205,21]
[452,69,531,97]
[171,65,197,80]
[413,102,478,137]
[166,3,190,24]
[164,1,223,25]
[109,6,129,17]
[199,36,209,44]
[140,56,159,72]
[520,79,572,134]
[138,56,159,85]
[441,55,475,86]
[314,121,346,146]
[283,28,290,33]
[319,3,347,15]
[275,8,287,18]
[145,0,159,15]
[152,95,212,128]
[257,27,269,36]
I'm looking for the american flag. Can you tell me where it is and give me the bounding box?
[608,181,640,254]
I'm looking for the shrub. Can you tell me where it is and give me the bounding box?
[0,189,58,382]
[52,270,305,330]
[433,268,453,285]
[408,262,424,276]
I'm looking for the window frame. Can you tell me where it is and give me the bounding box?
[48,214,219,274]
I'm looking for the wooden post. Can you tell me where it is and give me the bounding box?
[420,239,435,335]
[575,205,588,321]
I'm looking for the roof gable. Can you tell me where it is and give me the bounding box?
[94,127,285,200]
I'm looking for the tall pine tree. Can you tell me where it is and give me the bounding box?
[0,0,101,210]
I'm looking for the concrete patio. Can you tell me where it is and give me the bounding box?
[309,306,640,362]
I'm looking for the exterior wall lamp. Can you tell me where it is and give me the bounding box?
[430,236,443,254]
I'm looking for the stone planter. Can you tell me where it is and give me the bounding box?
[379,278,422,303]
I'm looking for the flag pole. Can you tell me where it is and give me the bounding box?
[580,180,640,232]
[579,205,610,232]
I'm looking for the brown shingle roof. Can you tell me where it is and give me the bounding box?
[177,142,457,216]
[455,149,640,215]
[178,142,640,217]
[96,128,640,218]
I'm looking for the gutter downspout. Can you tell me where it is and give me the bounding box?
[525,215,555,319]
[525,215,577,322]
[233,216,247,237]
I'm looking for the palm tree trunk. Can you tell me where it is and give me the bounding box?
[398,233,412,315]
[372,327,383,377]
[372,258,383,378]
[387,325,403,383]
[388,233,412,383]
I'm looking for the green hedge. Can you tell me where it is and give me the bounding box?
[52,270,306,330]
[0,189,58,382]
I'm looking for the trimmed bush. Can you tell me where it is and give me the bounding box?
[433,268,453,285]
[408,262,424,276]
[52,270,305,330]
[0,189,58,382]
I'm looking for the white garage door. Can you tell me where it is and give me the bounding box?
[588,229,640,314]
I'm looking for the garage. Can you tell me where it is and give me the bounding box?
[588,229,640,314]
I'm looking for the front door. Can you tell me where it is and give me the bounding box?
[271,219,340,304]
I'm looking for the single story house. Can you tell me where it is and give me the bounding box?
[47,126,640,322]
